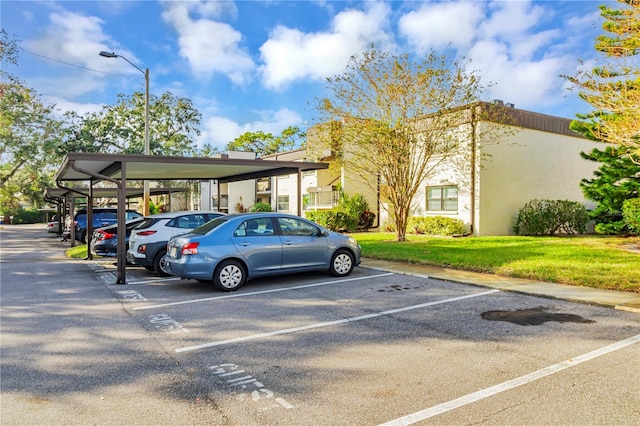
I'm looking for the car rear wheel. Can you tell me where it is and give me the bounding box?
[80,230,87,244]
[153,250,171,277]
[213,260,246,291]
[329,249,355,277]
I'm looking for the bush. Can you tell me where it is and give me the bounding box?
[1,207,47,224]
[622,198,640,235]
[250,202,272,212]
[513,199,588,236]
[407,216,467,236]
[306,192,375,232]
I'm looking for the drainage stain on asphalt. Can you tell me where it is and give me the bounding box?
[378,284,418,292]
[481,307,596,326]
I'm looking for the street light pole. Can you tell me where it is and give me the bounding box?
[99,51,151,216]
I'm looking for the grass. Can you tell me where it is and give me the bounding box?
[351,232,640,293]
[66,245,88,259]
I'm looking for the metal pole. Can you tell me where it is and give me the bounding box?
[143,67,150,216]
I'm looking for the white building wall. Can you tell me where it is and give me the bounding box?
[477,127,603,235]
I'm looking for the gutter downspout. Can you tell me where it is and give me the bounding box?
[470,106,477,235]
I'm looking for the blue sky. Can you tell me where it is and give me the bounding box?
[2,0,609,150]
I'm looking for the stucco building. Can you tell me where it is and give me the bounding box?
[200,102,604,236]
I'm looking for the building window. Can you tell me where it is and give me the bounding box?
[277,195,289,212]
[427,186,458,212]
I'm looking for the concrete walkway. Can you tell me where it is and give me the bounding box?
[361,258,640,314]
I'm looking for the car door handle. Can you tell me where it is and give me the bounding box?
[240,242,251,246]
[283,240,293,245]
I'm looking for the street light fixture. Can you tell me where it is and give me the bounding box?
[99,51,150,216]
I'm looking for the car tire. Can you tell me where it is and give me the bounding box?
[153,250,171,277]
[329,249,355,277]
[213,259,246,292]
[80,230,87,244]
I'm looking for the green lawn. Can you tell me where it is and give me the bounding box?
[352,232,640,293]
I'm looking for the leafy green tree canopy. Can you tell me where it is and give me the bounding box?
[225,126,306,158]
[59,91,202,157]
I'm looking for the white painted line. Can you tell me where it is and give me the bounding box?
[175,289,499,353]
[379,333,640,426]
[126,277,183,284]
[133,273,394,311]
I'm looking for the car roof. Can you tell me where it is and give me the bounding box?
[143,210,225,219]
[221,212,305,221]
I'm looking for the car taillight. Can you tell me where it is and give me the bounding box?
[136,230,157,236]
[99,231,114,241]
[181,242,199,255]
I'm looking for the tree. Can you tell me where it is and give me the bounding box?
[59,91,202,156]
[313,49,489,242]
[1,31,63,209]
[225,126,305,157]
[565,0,640,159]
[579,145,640,233]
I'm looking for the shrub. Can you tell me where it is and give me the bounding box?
[306,192,375,232]
[407,216,467,236]
[250,202,272,212]
[1,207,46,224]
[513,199,587,236]
[622,198,640,235]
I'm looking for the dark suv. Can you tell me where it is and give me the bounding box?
[66,208,143,243]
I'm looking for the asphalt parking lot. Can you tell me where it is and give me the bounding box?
[1,224,639,425]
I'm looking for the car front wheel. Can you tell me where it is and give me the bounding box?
[329,249,355,277]
[213,260,246,291]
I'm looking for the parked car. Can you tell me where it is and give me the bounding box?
[47,215,63,234]
[64,208,143,243]
[90,218,144,257]
[126,211,225,276]
[165,212,361,292]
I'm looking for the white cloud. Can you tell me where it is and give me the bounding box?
[161,2,254,84]
[197,108,304,148]
[469,40,567,108]
[479,0,545,40]
[399,2,483,50]
[259,2,394,90]
[24,11,137,75]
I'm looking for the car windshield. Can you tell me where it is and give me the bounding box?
[191,216,227,235]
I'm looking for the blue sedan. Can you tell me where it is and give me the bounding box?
[165,213,362,291]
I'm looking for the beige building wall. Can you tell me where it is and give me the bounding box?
[476,126,602,235]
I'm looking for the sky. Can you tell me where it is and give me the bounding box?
[1,0,611,150]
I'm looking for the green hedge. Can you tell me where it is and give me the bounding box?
[407,216,468,236]
[0,207,48,224]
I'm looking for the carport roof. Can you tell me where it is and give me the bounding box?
[55,152,328,184]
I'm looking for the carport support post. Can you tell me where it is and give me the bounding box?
[116,161,127,284]
[85,184,93,260]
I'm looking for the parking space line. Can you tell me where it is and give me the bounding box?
[175,289,499,353]
[132,273,394,311]
[126,276,183,284]
[379,333,640,426]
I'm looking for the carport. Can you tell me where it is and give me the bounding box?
[44,186,188,243]
[54,152,329,284]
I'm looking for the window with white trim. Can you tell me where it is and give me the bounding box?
[426,186,458,212]
[277,195,290,212]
